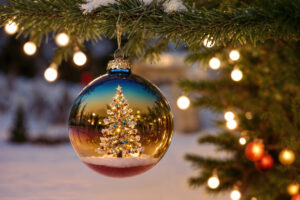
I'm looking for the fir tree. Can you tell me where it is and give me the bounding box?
[9,106,28,143]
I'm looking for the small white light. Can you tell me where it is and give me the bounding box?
[231,68,243,82]
[230,189,241,200]
[4,21,18,35]
[207,176,220,189]
[203,38,215,48]
[239,137,247,145]
[23,41,37,56]
[226,120,237,130]
[224,111,235,121]
[44,64,58,82]
[177,95,190,110]
[229,50,240,61]
[73,51,87,66]
[209,57,221,70]
[245,112,253,120]
[55,32,70,47]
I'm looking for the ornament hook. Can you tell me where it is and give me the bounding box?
[114,24,124,59]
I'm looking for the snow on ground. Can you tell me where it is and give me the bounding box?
[0,130,230,200]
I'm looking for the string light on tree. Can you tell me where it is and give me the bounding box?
[4,21,18,35]
[230,186,241,200]
[287,183,300,196]
[229,50,240,61]
[55,32,70,47]
[203,37,215,48]
[23,41,37,56]
[226,119,238,130]
[207,169,220,189]
[209,57,221,70]
[224,111,235,121]
[231,67,243,82]
[177,95,190,110]
[239,137,247,145]
[279,148,296,165]
[73,51,87,66]
[44,63,58,82]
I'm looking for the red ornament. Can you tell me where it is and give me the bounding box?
[255,154,274,171]
[245,141,265,161]
[292,194,300,200]
[80,71,93,85]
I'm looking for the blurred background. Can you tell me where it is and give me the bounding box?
[0,25,226,200]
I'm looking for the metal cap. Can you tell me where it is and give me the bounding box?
[107,57,132,71]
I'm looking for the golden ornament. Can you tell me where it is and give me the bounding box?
[287,183,300,196]
[279,148,296,165]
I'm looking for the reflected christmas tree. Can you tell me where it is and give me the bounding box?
[96,85,144,158]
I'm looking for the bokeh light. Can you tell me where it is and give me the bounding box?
[177,95,190,110]
[23,41,37,56]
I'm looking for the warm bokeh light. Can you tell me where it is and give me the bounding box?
[207,176,220,189]
[209,57,221,70]
[231,189,241,200]
[279,148,296,165]
[44,64,58,82]
[245,112,253,120]
[226,120,237,130]
[229,50,240,61]
[4,21,18,35]
[177,95,190,110]
[224,111,235,121]
[55,32,70,47]
[203,38,215,48]
[73,51,87,66]
[23,41,37,56]
[231,68,243,82]
[239,137,247,145]
[287,183,299,196]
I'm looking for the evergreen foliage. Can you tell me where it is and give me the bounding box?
[9,105,28,143]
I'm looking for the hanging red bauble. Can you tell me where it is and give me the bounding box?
[80,71,93,85]
[255,154,274,171]
[292,194,300,200]
[245,141,265,161]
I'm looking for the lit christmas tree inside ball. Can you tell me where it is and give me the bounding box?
[44,64,58,82]
[23,41,37,56]
[224,111,235,121]
[226,119,237,130]
[209,57,221,70]
[4,21,18,35]
[207,176,220,189]
[177,95,190,110]
[55,32,70,47]
[231,68,243,82]
[229,50,240,61]
[73,51,87,66]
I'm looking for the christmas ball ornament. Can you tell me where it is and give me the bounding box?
[287,183,299,196]
[292,194,300,200]
[69,57,174,178]
[245,141,264,161]
[279,148,295,166]
[80,71,93,85]
[255,154,274,171]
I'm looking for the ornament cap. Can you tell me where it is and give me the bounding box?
[107,57,132,71]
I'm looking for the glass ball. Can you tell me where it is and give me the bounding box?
[69,62,173,178]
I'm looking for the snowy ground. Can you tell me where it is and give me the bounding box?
[0,131,230,200]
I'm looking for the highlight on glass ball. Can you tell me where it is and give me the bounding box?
[69,58,174,178]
